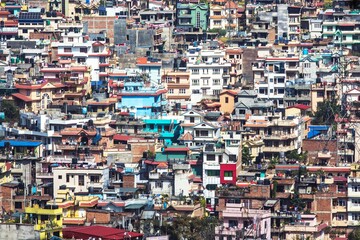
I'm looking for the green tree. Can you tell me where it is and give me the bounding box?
[0,100,19,123]
[162,215,220,240]
[241,146,252,166]
[349,228,360,240]
[311,98,340,125]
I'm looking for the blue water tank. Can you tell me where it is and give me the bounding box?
[303,48,309,55]
[82,107,88,115]
[0,112,4,120]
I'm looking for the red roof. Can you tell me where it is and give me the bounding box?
[63,226,143,240]
[12,93,32,102]
[164,147,189,152]
[113,134,139,141]
[98,201,125,207]
[286,104,311,110]
[307,167,350,173]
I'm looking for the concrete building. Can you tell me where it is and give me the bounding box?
[52,166,110,195]
[187,48,231,104]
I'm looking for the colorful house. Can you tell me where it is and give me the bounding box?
[176,3,209,31]
[117,82,167,118]
[142,119,182,146]
[25,203,63,240]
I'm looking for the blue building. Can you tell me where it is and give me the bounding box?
[117,82,167,118]
[142,119,182,146]
[136,57,162,87]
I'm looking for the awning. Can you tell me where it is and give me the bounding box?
[0,140,42,147]
[125,204,145,210]
[12,93,32,102]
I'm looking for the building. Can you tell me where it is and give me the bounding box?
[187,48,231,104]
[176,3,209,32]
[25,203,63,240]
[52,165,110,195]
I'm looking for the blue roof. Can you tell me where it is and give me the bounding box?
[0,140,42,147]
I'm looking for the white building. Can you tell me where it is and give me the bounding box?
[52,166,110,194]
[187,48,231,104]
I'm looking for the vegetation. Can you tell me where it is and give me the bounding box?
[161,215,220,240]
[241,146,252,166]
[311,98,340,125]
[349,228,360,240]
[286,150,308,163]
[0,100,20,123]
[207,29,227,37]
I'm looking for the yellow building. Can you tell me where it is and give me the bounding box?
[219,90,238,114]
[48,189,99,225]
[25,204,63,240]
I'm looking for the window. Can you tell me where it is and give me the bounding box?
[168,89,174,94]
[213,90,221,95]
[179,89,186,94]
[36,90,40,97]
[269,78,273,82]
[207,154,215,161]
[229,220,238,228]
[79,175,84,186]
[352,199,360,206]
[90,175,100,183]
[80,47,87,53]
[352,185,360,192]
[206,170,220,176]
[190,117,195,123]
[213,68,220,74]
[192,69,199,75]
[155,182,163,188]
[58,175,62,180]
[317,91,324,98]
[15,202,22,209]
[304,63,311,68]
[304,73,311,79]
[314,23,321,29]
[225,97,229,103]
[203,79,209,85]
[165,76,172,82]
[68,37,74,42]
[200,130,208,136]
[270,89,274,93]
[224,171,233,177]
[278,88,284,94]
[196,12,200,28]
[66,175,70,182]
[64,48,72,53]
[26,90,31,96]
[192,79,199,85]
[353,213,360,221]
[213,79,220,85]
[214,20,221,26]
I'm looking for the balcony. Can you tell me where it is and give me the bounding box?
[316,177,334,185]
[36,172,54,179]
[317,152,331,159]
[332,205,346,213]
[338,149,354,156]
[284,224,318,233]
[216,187,250,197]
[332,220,347,227]
[263,146,295,152]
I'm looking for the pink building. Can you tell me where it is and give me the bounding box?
[215,203,271,240]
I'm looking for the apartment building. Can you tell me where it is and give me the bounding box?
[52,165,110,195]
[243,115,302,159]
[187,48,231,104]
[162,70,191,106]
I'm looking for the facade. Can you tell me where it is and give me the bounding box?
[187,48,231,104]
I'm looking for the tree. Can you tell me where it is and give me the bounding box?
[286,150,308,163]
[241,146,252,166]
[162,215,220,240]
[0,100,19,123]
[311,98,340,125]
[349,228,360,240]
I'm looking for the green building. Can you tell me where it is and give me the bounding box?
[176,3,209,32]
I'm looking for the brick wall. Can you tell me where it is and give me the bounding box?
[83,16,116,44]
[86,210,111,224]
[130,140,156,163]
[0,186,14,213]
[303,139,337,165]
[122,174,135,188]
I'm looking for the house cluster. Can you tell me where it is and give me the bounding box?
[0,0,358,239]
